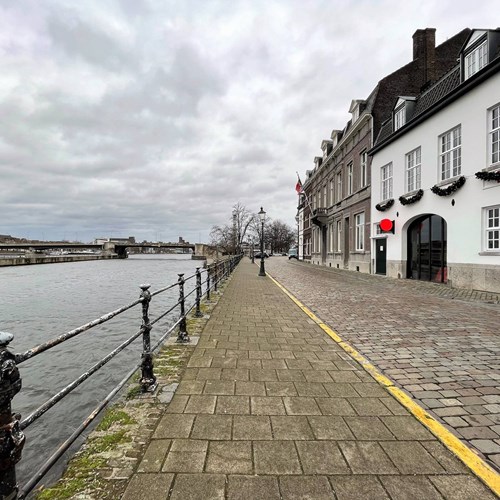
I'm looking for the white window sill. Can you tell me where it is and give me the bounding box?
[479,251,500,256]
[401,188,421,198]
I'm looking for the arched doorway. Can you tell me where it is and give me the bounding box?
[407,214,447,283]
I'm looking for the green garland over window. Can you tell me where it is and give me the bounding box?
[399,189,424,205]
[430,176,466,196]
[375,199,394,212]
[475,170,500,182]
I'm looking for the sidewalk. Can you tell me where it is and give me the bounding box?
[122,258,495,499]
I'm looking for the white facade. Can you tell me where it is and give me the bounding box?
[371,70,500,292]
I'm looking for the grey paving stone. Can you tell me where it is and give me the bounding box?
[294,382,330,397]
[227,475,280,500]
[430,475,498,500]
[233,415,272,440]
[184,395,217,414]
[235,380,266,396]
[254,441,302,474]
[307,416,354,440]
[251,396,286,415]
[344,416,395,440]
[215,395,250,414]
[470,439,500,453]
[316,397,356,416]
[265,381,298,396]
[283,397,322,415]
[380,416,435,440]
[190,414,232,440]
[122,473,174,500]
[271,416,315,440]
[296,440,349,474]
[276,369,306,381]
[279,476,334,499]
[203,380,235,395]
[137,440,171,472]
[153,414,194,439]
[220,368,250,381]
[380,441,445,474]
[420,441,469,473]
[348,398,393,416]
[322,383,360,398]
[339,441,398,474]
[380,476,443,500]
[329,476,390,500]
[170,473,225,500]
[206,441,252,473]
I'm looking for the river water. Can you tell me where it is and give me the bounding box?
[0,254,201,488]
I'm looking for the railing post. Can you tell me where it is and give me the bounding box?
[0,332,25,500]
[139,285,157,393]
[176,274,190,343]
[214,261,218,293]
[195,267,203,317]
[206,265,211,301]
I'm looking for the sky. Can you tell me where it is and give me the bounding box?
[0,0,497,243]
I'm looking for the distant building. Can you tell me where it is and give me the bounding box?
[369,28,500,292]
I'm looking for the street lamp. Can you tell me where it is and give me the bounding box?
[258,207,266,276]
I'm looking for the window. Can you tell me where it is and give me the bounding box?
[490,104,500,166]
[406,147,421,192]
[347,163,353,195]
[355,213,365,251]
[465,41,487,79]
[360,151,367,188]
[394,106,405,130]
[329,223,334,252]
[337,172,342,201]
[323,184,327,207]
[381,163,393,201]
[336,220,342,252]
[329,179,334,206]
[485,206,500,250]
[439,126,461,181]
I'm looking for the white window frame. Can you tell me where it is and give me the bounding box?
[465,40,487,79]
[355,212,365,251]
[329,179,334,206]
[336,220,342,252]
[347,163,353,195]
[336,172,342,201]
[484,205,500,251]
[380,163,393,201]
[406,147,421,192]
[439,126,461,181]
[323,184,327,207]
[394,106,405,131]
[490,104,500,166]
[360,151,367,188]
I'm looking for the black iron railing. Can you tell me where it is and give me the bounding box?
[0,254,242,499]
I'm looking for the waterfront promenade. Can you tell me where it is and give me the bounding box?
[122,258,495,499]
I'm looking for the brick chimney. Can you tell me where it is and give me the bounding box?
[413,28,436,86]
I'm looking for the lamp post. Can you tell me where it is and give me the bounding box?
[258,207,266,276]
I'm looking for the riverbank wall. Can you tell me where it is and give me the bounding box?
[0,254,118,267]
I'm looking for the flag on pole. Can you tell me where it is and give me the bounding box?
[295,173,303,194]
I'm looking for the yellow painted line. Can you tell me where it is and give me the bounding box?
[266,270,500,496]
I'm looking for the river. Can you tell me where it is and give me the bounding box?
[0,254,201,488]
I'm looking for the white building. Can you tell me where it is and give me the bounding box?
[369,29,500,293]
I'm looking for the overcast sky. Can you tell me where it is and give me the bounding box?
[0,0,496,243]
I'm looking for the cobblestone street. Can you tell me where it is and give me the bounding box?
[265,257,500,471]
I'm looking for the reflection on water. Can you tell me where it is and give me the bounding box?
[0,254,200,487]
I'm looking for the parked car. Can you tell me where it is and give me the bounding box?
[254,252,269,259]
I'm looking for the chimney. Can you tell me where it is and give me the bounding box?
[413,28,436,85]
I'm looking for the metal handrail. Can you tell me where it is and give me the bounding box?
[0,254,243,500]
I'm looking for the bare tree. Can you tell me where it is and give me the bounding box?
[267,220,295,254]
[210,202,256,254]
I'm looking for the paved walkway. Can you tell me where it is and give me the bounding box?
[123,258,495,499]
[265,257,500,471]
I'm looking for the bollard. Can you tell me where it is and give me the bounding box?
[139,285,157,393]
[176,274,190,343]
[194,267,203,318]
[0,331,25,500]
[206,265,211,301]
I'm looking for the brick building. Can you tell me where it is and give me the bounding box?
[300,28,470,271]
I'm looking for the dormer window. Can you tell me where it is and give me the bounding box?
[394,105,405,131]
[465,40,487,79]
